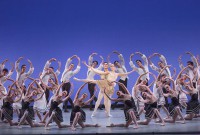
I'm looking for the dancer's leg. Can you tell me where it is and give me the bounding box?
[92,91,104,117]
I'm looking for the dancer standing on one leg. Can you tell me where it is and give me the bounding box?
[105,81,139,129]
[83,52,103,111]
[74,63,134,117]
[61,55,80,112]
[108,51,129,110]
[70,82,100,131]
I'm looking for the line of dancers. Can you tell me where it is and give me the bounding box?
[0,51,200,130]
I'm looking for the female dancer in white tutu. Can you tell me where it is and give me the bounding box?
[32,79,47,122]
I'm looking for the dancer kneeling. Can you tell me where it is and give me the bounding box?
[18,80,46,128]
[1,81,22,126]
[70,82,100,131]
[136,85,165,126]
[45,83,73,129]
[105,81,139,129]
[163,77,185,124]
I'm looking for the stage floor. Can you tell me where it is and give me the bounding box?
[0,108,200,135]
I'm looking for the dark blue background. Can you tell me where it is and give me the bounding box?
[0,0,200,100]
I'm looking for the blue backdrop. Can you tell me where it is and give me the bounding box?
[0,0,200,101]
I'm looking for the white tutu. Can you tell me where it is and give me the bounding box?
[13,100,22,110]
[153,84,165,106]
[33,93,47,112]
[132,86,144,108]
[0,86,7,108]
[179,92,188,104]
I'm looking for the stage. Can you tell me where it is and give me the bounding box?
[0,108,199,135]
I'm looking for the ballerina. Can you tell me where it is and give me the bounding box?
[74,62,134,117]
[162,77,185,124]
[135,84,165,126]
[1,81,22,126]
[44,83,73,129]
[18,80,45,128]
[70,82,100,131]
[132,72,156,116]
[105,81,139,129]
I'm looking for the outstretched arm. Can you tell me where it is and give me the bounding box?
[118,69,134,77]
[34,92,45,101]
[25,80,37,96]
[15,57,23,73]
[148,53,160,72]
[2,59,8,65]
[7,81,17,96]
[97,55,104,70]
[74,82,88,101]
[129,53,138,71]
[62,85,74,102]
[135,72,149,85]
[178,55,184,69]
[88,53,97,66]
[165,77,175,91]
[91,67,109,75]
[186,52,199,68]
[148,72,157,88]
[114,81,130,95]
[50,70,59,85]
[113,51,125,66]
[72,55,81,75]
[84,90,97,105]
[156,65,171,81]
[175,66,189,84]
[137,96,150,103]
[171,67,176,79]
[26,59,34,76]
[55,83,65,96]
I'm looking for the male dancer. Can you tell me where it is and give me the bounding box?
[61,55,80,112]
[83,53,103,110]
[108,51,129,110]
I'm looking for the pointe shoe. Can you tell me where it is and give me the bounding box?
[106,113,112,117]
[91,112,96,117]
